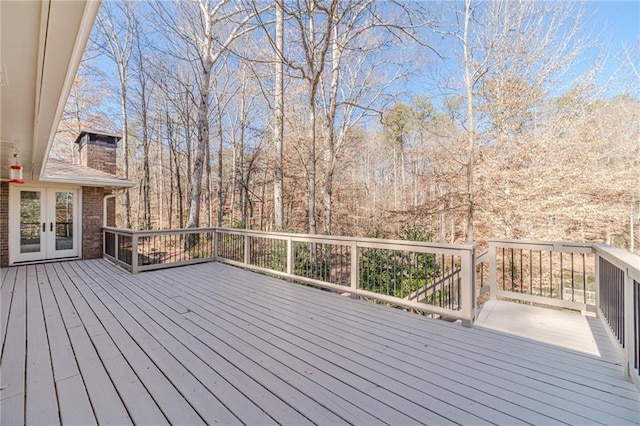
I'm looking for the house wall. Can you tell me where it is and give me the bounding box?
[82,186,105,259]
[0,182,8,267]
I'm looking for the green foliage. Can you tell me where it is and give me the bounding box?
[398,225,433,243]
[425,287,450,307]
[255,240,331,280]
[293,244,331,280]
[359,226,440,300]
[381,97,434,147]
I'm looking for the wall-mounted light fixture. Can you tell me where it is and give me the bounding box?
[9,151,24,184]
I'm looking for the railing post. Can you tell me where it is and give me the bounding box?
[460,248,476,327]
[131,232,139,274]
[350,242,358,299]
[286,237,294,281]
[213,229,219,260]
[488,241,497,301]
[244,233,250,267]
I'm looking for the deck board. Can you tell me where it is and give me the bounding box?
[179,268,637,424]
[1,265,26,426]
[47,262,132,425]
[85,257,390,425]
[56,261,203,425]
[38,263,96,425]
[25,265,58,424]
[167,263,638,425]
[213,266,636,398]
[192,264,636,388]
[160,269,548,424]
[1,259,639,425]
[0,266,17,356]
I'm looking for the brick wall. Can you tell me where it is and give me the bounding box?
[0,182,8,267]
[82,186,105,259]
[80,142,116,175]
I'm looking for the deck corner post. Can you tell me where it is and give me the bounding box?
[460,248,476,327]
[131,232,139,274]
[350,241,359,299]
[488,240,497,300]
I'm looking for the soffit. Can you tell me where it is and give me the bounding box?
[0,0,100,182]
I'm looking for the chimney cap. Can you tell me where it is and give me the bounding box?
[73,129,122,145]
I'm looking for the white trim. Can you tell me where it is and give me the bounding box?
[40,0,102,179]
[40,175,134,188]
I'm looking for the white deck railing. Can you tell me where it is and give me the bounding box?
[485,239,639,389]
[102,227,640,387]
[593,243,640,390]
[103,226,479,326]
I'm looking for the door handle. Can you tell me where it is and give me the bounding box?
[50,222,54,232]
[42,222,46,232]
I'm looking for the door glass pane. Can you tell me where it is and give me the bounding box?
[20,191,41,253]
[55,192,74,250]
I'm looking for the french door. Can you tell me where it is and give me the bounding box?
[9,187,80,263]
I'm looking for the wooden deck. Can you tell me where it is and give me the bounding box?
[1,260,639,425]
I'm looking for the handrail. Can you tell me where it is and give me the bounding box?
[102,226,479,251]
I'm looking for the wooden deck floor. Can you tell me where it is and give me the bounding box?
[1,259,639,425]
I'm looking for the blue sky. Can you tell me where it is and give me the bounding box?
[84,0,639,127]
[591,0,640,45]
[584,1,639,95]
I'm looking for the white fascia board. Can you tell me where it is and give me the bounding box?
[38,0,102,179]
[40,176,135,188]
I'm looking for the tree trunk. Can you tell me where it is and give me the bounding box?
[273,0,284,231]
[121,80,132,228]
[217,103,224,227]
[308,92,317,235]
[186,67,210,228]
[463,0,476,243]
[322,22,340,235]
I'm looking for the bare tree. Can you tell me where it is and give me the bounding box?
[154,0,268,228]
[273,0,285,231]
[94,1,136,228]
[286,0,339,234]
[131,10,156,229]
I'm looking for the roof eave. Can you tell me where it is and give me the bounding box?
[39,175,135,188]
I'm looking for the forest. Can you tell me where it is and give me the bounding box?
[50,0,640,252]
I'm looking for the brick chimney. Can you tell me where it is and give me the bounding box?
[74,130,122,259]
[74,130,120,174]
